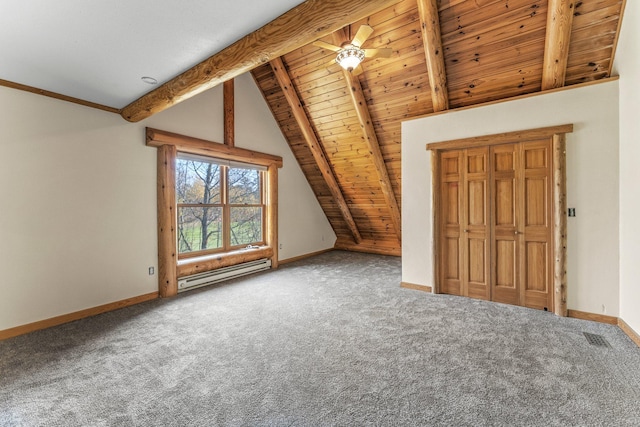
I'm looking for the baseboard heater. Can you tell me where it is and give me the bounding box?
[177,258,272,293]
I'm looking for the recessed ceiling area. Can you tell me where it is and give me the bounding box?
[0,0,305,108]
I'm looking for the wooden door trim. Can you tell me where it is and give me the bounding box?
[428,125,572,316]
[553,134,568,316]
[426,124,573,151]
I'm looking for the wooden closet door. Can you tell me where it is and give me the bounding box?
[463,148,490,300]
[439,151,463,296]
[520,140,553,310]
[491,144,519,306]
[438,148,489,299]
[438,139,553,311]
[490,140,553,309]
[432,127,569,313]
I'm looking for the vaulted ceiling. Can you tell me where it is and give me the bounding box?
[2,0,625,256]
[252,0,625,255]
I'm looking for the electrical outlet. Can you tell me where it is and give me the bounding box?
[148,267,155,275]
[568,208,576,217]
[279,243,283,250]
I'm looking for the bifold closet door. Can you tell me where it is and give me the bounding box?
[463,148,490,300]
[519,140,553,310]
[439,139,553,311]
[490,140,553,310]
[439,148,490,300]
[440,150,463,296]
[491,144,519,306]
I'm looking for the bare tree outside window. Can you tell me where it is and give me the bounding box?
[176,156,264,257]
[176,159,223,253]
[229,167,263,245]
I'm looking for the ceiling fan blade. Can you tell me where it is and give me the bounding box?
[351,25,374,48]
[313,40,342,52]
[364,48,393,58]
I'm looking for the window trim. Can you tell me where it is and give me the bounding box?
[147,127,282,297]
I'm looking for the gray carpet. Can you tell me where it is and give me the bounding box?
[1,251,639,426]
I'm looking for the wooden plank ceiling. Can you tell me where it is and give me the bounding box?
[252,0,624,256]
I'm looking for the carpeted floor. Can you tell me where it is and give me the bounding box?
[1,251,639,426]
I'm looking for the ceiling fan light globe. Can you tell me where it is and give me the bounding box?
[336,46,365,71]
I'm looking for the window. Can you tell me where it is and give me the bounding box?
[176,153,266,258]
[148,127,281,297]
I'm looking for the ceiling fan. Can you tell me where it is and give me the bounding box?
[313,25,392,75]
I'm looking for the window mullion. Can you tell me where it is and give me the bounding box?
[222,165,230,252]
[261,170,266,245]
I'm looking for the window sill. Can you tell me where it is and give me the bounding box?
[176,246,274,278]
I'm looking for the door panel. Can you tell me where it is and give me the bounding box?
[495,240,516,287]
[464,148,490,300]
[443,236,461,295]
[440,151,463,296]
[491,144,519,305]
[495,179,515,226]
[495,151,515,172]
[468,181,485,226]
[444,182,460,225]
[524,147,547,169]
[467,237,488,299]
[525,241,547,292]
[468,239,485,283]
[523,239,550,309]
[442,155,460,176]
[521,140,552,310]
[525,177,547,227]
[445,238,460,280]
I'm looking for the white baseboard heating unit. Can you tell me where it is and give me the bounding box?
[177,258,272,292]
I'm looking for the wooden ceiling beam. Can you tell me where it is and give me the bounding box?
[541,0,575,90]
[332,30,402,242]
[223,79,234,147]
[269,57,362,244]
[416,0,449,112]
[120,0,400,122]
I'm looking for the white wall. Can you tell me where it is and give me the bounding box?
[235,74,336,259]
[0,73,335,331]
[616,2,640,333]
[402,81,620,316]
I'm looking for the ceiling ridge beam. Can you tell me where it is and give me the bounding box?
[120,0,401,122]
[541,0,575,90]
[269,57,362,244]
[417,0,449,112]
[332,29,402,242]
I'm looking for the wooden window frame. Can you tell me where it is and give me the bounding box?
[426,124,572,316]
[226,167,266,251]
[147,127,283,297]
[176,156,267,259]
